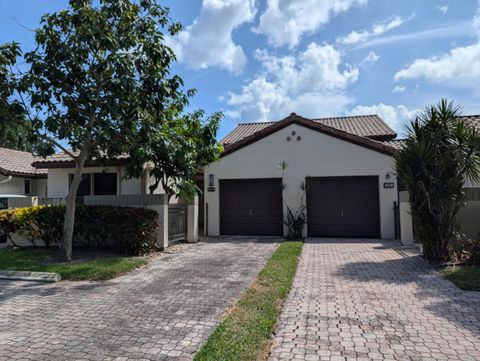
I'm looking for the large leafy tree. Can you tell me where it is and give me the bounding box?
[395,99,480,263]
[127,109,223,200]
[1,0,218,261]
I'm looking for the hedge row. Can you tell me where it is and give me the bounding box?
[0,205,159,256]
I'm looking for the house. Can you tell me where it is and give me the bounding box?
[0,147,48,201]
[204,113,400,239]
[203,113,480,240]
[16,112,480,242]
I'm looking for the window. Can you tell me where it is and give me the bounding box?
[70,173,92,196]
[69,172,117,196]
[24,179,31,195]
[93,173,117,195]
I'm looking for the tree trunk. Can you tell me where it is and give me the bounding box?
[61,147,89,261]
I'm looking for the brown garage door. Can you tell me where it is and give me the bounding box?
[220,178,283,236]
[307,176,380,238]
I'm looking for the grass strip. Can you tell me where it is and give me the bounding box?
[0,249,147,281]
[442,266,480,291]
[195,240,303,361]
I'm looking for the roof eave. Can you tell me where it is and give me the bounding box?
[32,158,131,169]
[221,114,395,158]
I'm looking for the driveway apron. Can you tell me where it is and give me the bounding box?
[0,237,279,360]
[269,238,480,361]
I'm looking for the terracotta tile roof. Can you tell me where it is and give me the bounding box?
[460,115,480,131]
[32,151,130,168]
[0,147,47,177]
[221,114,396,145]
[382,139,406,150]
[222,114,396,157]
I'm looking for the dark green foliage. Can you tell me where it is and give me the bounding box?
[195,241,303,361]
[73,205,159,256]
[284,206,305,239]
[127,110,223,200]
[395,99,480,264]
[0,205,159,255]
[0,43,36,151]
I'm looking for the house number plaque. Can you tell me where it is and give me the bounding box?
[207,186,216,192]
[383,182,395,189]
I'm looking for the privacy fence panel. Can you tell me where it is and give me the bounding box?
[168,205,187,243]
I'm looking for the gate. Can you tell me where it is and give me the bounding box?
[168,205,187,242]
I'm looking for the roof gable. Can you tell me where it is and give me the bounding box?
[222,114,395,157]
[222,114,396,145]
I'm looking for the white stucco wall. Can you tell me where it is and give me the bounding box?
[205,124,398,239]
[47,166,144,197]
[0,175,47,197]
[0,175,25,195]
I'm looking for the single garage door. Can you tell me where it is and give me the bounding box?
[220,178,283,236]
[307,176,380,238]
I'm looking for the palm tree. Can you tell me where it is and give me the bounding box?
[395,99,480,264]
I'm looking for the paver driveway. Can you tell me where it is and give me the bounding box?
[0,237,279,360]
[269,239,480,361]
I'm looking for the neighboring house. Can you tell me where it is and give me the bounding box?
[0,147,47,199]
[32,153,160,197]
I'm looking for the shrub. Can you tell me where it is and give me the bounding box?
[448,233,480,266]
[0,205,159,255]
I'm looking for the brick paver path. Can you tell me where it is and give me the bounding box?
[269,239,480,361]
[0,238,279,360]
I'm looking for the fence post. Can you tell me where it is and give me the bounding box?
[187,195,198,243]
[156,194,169,250]
[399,191,414,246]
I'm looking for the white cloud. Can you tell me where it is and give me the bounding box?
[355,22,471,49]
[436,5,449,14]
[394,43,480,81]
[170,0,256,74]
[254,0,368,48]
[394,3,480,82]
[226,43,358,121]
[392,85,406,93]
[350,103,419,132]
[337,15,409,45]
[360,51,379,67]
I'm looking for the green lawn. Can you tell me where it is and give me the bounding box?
[195,240,303,361]
[442,266,480,291]
[0,248,148,281]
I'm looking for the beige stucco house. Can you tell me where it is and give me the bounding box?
[204,113,401,239]
[203,113,480,240]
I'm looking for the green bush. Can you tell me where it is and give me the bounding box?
[0,205,159,255]
[448,233,480,266]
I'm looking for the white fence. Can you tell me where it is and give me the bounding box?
[399,189,480,245]
[4,194,199,249]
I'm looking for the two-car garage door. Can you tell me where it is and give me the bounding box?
[219,176,380,238]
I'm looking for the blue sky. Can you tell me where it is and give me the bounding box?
[1,1,480,139]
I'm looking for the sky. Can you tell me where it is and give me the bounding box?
[1,1,480,140]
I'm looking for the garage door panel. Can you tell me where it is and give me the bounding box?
[307,176,380,238]
[220,178,283,236]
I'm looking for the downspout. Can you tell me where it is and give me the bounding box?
[0,175,12,185]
